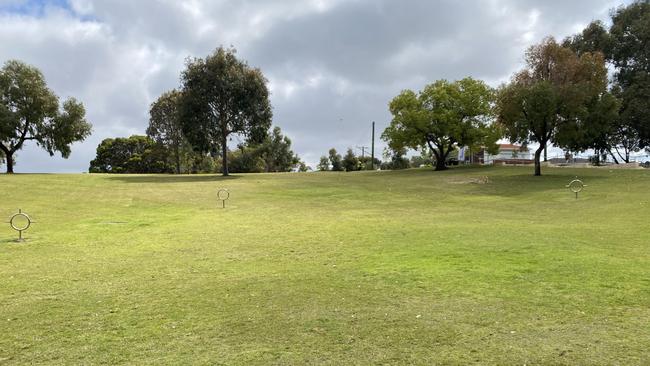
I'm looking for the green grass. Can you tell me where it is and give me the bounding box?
[1,166,649,365]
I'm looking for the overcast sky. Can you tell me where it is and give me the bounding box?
[0,0,634,172]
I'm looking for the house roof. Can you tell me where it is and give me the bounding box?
[498,144,528,151]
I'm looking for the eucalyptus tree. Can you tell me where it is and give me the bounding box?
[609,0,650,149]
[564,1,650,160]
[328,148,343,171]
[317,156,330,171]
[179,47,272,176]
[0,60,92,173]
[147,89,189,174]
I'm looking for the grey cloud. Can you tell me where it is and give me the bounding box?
[0,0,633,172]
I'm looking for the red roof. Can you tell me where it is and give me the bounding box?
[498,144,528,151]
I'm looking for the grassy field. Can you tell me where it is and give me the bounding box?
[0,166,649,365]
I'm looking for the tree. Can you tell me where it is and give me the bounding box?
[317,156,330,171]
[382,77,498,171]
[342,148,360,171]
[257,126,299,172]
[496,38,612,175]
[228,145,266,173]
[147,89,191,174]
[608,1,650,150]
[381,147,410,170]
[221,126,301,173]
[359,155,381,170]
[328,148,343,171]
[563,20,611,56]
[0,60,92,173]
[89,135,170,173]
[564,2,650,160]
[179,47,272,176]
[297,161,310,172]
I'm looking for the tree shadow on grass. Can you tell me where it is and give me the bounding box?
[468,170,610,197]
[107,174,241,184]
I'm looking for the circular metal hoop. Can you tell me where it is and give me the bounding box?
[217,189,230,201]
[10,212,31,231]
[567,179,585,193]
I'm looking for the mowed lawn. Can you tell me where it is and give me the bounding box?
[0,166,649,365]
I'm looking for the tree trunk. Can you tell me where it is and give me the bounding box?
[608,149,620,164]
[174,145,181,174]
[543,143,547,162]
[434,147,448,171]
[5,152,14,174]
[435,158,447,171]
[534,145,544,176]
[221,129,229,176]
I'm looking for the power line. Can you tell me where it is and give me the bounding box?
[356,146,369,158]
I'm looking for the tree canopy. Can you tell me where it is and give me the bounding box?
[257,126,299,172]
[179,47,272,176]
[226,126,301,173]
[147,89,190,174]
[89,135,169,174]
[328,148,343,171]
[563,1,650,161]
[317,156,330,171]
[382,77,498,171]
[606,1,650,152]
[0,60,92,173]
[496,38,615,175]
[342,148,360,172]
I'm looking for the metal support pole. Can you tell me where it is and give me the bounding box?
[371,121,375,170]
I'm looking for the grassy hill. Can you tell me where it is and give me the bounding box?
[1,166,649,364]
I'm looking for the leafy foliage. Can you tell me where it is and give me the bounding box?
[147,89,192,174]
[0,60,92,173]
[380,148,410,170]
[179,47,272,176]
[382,77,497,171]
[228,146,266,173]
[342,148,360,171]
[317,156,330,171]
[564,2,650,161]
[608,1,650,149]
[328,148,343,171]
[223,126,300,173]
[358,156,381,170]
[89,135,170,173]
[496,38,614,175]
[257,126,299,172]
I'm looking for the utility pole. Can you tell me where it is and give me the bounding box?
[356,146,368,158]
[371,121,375,170]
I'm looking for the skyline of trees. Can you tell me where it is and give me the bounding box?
[4,1,650,174]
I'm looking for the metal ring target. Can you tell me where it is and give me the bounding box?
[217,189,230,201]
[567,179,585,193]
[9,212,31,231]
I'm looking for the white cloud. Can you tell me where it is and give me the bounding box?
[0,0,634,172]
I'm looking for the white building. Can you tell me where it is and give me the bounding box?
[483,144,532,165]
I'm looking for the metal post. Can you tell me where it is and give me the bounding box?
[371,121,375,170]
